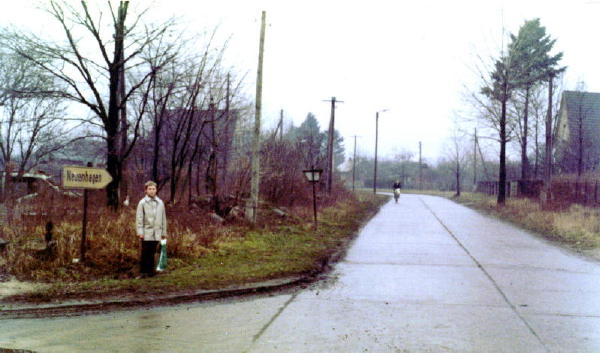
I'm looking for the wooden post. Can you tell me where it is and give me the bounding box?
[327,97,336,195]
[373,111,379,194]
[586,182,590,206]
[80,162,92,262]
[312,179,318,229]
[250,10,266,223]
[419,141,423,190]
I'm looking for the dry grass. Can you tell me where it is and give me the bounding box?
[0,191,388,302]
[1,205,244,282]
[451,192,600,249]
[552,204,600,247]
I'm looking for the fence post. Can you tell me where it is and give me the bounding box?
[586,182,590,206]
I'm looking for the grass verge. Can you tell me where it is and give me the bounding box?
[1,192,387,303]
[406,190,600,251]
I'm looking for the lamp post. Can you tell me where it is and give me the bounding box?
[303,168,323,229]
[373,109,388,194]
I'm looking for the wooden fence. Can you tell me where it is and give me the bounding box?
[551,179,600,207]
[476,180,543,199]
[476,179,600,207]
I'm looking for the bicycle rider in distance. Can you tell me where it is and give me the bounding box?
[392,179,402,203]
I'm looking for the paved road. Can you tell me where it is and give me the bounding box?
[2,194,600,352]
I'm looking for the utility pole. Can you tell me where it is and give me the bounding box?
[373,109,388,194]
[250,11,266,223]
[269,109,284,141]
[419,141,423,190]
[373,113,379,194]
[323,97,343,194]
[279,109,284,140]
[352,135,358,192]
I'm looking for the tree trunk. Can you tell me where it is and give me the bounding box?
[578,107,584,177]
[543,75,554,205]
[106,1,128,210]
[534,114,539,178]
[169,162,178,204]
[118,52,128,204]
[106,69,122,209]
[106,133,121,210]
[455,160,461,197]
[498,80,508,205]
[187,156,193,205]
[210,102,218,212]
[152,116,161,183]
[521,86,530,180]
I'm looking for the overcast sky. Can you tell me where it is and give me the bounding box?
[2,0,599,164]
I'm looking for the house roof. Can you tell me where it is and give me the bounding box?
[557,90,600,172]
[1,171,52,181]
[561,90,600,136]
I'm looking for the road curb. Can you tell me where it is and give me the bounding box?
[0,275,308,319]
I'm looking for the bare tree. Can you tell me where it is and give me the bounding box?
[0,52,69,195]
[198,72,245,211]
[443,122,470,197]
[394,149,414,187]
[1,0,178,208]
[528,77,563,179]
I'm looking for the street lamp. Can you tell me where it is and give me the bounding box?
[374,109,388,194]
[303,168,323,229]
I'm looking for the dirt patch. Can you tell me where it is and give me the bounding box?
[0,279,49,301]
[580,248,600,262]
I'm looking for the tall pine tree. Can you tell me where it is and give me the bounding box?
[509,19,564,180]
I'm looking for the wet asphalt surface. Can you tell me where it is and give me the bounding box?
[2,194,600,352]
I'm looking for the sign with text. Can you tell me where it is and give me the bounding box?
[62,166,112,189]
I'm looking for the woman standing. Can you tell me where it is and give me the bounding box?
[135,181,167,277]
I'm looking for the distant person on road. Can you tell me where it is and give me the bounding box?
[392,180,402,203]
[136,181,167,278]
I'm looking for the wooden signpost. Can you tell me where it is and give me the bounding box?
[62,164,112,261]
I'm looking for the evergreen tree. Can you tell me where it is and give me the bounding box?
[481,54,518,205]
[289,113,325,168]
[509,19,564,180]
[288,113,345,170]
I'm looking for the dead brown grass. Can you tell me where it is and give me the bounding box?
[0,188,373,284]
[0,191,388,303]
[453,192,600,249]
[0,202,245,282]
